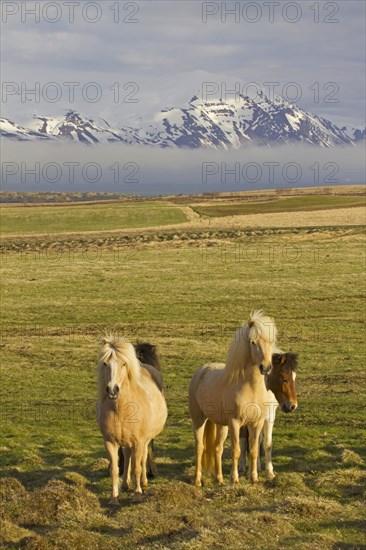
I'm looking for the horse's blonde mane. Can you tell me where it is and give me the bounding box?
[97,334,141,412]
[223,310,277,384]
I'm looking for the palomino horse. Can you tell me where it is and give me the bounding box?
[238,352,298,479]
[116,342,162,478]
[189,310,277,486]
[97,336,167,503]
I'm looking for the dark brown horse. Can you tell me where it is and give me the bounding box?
[239,351,298,478]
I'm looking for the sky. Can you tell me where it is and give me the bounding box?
[1,0,365,192]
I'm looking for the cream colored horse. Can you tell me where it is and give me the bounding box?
[189,311,277,486]
[97,336,167,503]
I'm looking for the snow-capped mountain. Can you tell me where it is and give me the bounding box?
[0,118,54,142]
[28,111,134,145]
[1,93,363,148]
[136,93,357,148]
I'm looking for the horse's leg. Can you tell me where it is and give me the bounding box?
[132,443,144,496]
[214,425,228,484]
[105,441,119,505]
[263,419,275,480]
[147,440,157,478]
[248,422,264,483]
[258,430,263,472]
[228,419,241,484]
[193,421,207,487]
[141,443,149,490]
[122,447,132,491]
[118,447,124,474]
[238,427,248,475]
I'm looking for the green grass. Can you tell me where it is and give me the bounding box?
[194,195,366,217]
[1,221,365,548]
[0,201,188,235]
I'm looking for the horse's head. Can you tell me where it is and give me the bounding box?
[102,354,128,400]
[247,311,277,375]
[267,352,298,413]
[249,337,274,375]
[98,336,141,401]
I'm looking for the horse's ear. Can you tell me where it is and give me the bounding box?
[280,354,287,366]
[272,353,282,365]
[287,352,298,370]
[248,320,254,328]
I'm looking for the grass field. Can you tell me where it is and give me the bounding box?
[0,202,188,236]
[193,195,366,218]
[1,189,365,549]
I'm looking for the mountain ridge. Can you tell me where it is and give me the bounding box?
[1,92,364,148]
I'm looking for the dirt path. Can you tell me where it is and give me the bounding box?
[179,205,200,221]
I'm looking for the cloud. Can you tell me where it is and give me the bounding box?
[1,0,365,194]
[2,141,364,194]
[1,0,365,127]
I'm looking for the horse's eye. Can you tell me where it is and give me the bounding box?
[251,341,256,346]
[283,379,288,384]
[103,362,107,367]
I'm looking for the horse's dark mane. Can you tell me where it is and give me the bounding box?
[134,341,161,371]
[272,352,298,371]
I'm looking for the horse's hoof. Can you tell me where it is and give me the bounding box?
[267,472,276,481]
[108,497,119,506]
[122,484,132,492]
[132,492,143,503]
[194,480,202,488]
[230,475,240,484]
[250,476,258,484]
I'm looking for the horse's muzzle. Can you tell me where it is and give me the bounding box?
[282,402,298,413]
[106,385,119,400]
[259,363,272,375]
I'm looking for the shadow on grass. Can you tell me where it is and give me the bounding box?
[0,438,196,516]
[322,519,366,532]
[137,527,199,547]
[332,544,366,550]
[0,442,107,493]
[89,525,130,536]
[157,441,193,484]
[0,467,75,488]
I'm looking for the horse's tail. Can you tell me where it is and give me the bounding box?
[202,420,217,475]
[134,342,161,371]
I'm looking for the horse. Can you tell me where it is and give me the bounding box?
[188,310,277,486]
[97,335,167,503]
[116,342,162,478]
[238,351,298,480]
